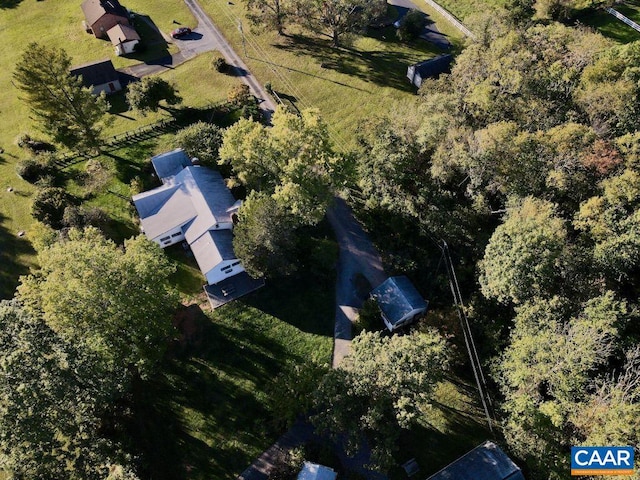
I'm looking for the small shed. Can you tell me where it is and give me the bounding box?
[70,59,122,95]
[81,0,130,39]
[297,462,337,480]
[427,441,525,480]
[370,276,428,332]
[107,24,140,56]
[407,54,453,88]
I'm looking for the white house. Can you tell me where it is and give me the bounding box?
[370,276,428,332]
[107,24,140,56]
[132,149,245,285]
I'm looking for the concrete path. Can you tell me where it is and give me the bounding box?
[118,0,276,120]
[389,0,452,49]
[327,197,387,367]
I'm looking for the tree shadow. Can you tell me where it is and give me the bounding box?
[0,212,35,300]
[273,31,444,93]
[125,14,171,63]
[0,0,23,8]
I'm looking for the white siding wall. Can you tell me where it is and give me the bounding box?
[205,260,245,285]
[115,40,139,56]
[92,80,122,95]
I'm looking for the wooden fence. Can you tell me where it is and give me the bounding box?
[422,0,476,39]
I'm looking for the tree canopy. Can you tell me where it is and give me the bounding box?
[126,76,182,114]
[13,43,110,152]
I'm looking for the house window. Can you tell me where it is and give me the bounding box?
[171,232,182,237]
[160,236,170,241]
[231,261,241,267]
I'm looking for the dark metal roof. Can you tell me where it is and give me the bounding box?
[427,441,525,480]
[413,54,453,78]
[70,59,119,87]
[81,0,128,26]
[370,276,427,326]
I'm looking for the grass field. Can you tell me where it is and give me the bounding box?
[579,2,640,43]
[128,276,334,479]
[428,0,506,21]
[199,0,462,150]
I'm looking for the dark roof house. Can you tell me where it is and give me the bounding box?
[427,441,525,480]
[407,54,453,89]
[70,59,122,95]
[82,0,130,39]
[370,276,428,331]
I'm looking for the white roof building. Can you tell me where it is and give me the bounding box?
[297,462,337,480]
[132,149,244,285]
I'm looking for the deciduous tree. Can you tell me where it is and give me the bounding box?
[174,121,223,167]
[247,0,289,34]
[126,77,182,114]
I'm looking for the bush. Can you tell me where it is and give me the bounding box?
[228,84,253,106]
[15,133,32,148]
[212,54,227,73]
[16,157,53,183]
[265,82,273,94]
[353,298,383,334]
[396,9,425,42]
[31,187,74,229]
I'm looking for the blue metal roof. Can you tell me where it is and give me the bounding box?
[427,441,525,480]
[370,276,428,327]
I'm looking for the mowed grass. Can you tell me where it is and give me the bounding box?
[199,0,461,149]
[426,0,506,21]
[129,278,334,479]
[579,3,640,43]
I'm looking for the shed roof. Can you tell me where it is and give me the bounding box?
[151,149,194,182]
[297,462,337,480]
[427,441,525,480]
[412,54,453,79]
[370,276,427,326]
[107,23,140,45]
[81,0,128,26]
[70,59,119,88]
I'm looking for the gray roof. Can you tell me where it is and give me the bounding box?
[70,59,119,88]
[81,0,128,26]
[427,441,525,480]
[370,276,427,326]
[298,462,337,480]
[191,230,236,276]
[413,54,453,78]
[132,165,236,243]
[152,149,193,181]
[107,23,140,45]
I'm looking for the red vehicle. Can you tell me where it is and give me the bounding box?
[171,27,191,38]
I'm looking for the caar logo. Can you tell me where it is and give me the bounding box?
[571,446,635,476]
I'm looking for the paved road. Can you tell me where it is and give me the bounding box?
[327,198,387,367]
[388,0,452,49]
[119,0,276,120]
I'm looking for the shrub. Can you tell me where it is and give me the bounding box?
[353,298,383,334]
[396,9,425,42]
[31,187,74,229]
[15,133,32,148]
[16,159,41,182]
[264,82,273,94]
[212,54,227,73]
[228,84,253,106]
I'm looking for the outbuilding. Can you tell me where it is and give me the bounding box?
[407,54,453,88]
[427,441,525,480]
[370,276,428,331]
[70,59,122,95]
[297,462,337,480]
[81,0,130,39]
[107,23,140,56]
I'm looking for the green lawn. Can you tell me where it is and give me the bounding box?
[199,0,462,150]
[579,3,640,43]
[128,276,334,479]
[425,0,506,22]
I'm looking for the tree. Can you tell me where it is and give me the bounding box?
[479,197,567,304]
[220,107,338,224]
[0,301,136,480]
[233,192,300,278]
[126,77,182,114]
[17,227,177,383]
[396,10,426,42]
[174,121,223,166]
[31,186,74,229]
[312,330,449,469]
[496,293,627,479]
[247,0,289,34]
[13,43,110,152]
[294,0,386,46]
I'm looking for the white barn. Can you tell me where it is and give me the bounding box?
[371,276,428,332]
[132,149,245,285]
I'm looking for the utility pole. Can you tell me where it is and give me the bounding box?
[237,21,247,57]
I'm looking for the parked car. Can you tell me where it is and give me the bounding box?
[171,27,191,38]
